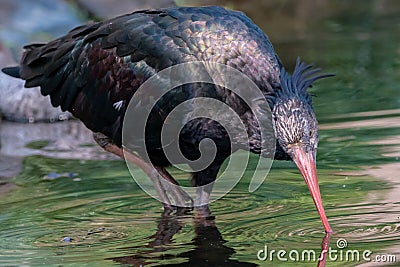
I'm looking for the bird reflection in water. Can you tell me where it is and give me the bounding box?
[111,209,256,267]
[318,232,331,267]
[110,210,331,267]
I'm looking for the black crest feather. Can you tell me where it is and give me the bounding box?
[278,57,334,98]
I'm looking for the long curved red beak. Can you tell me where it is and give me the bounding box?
[291,146,332,233]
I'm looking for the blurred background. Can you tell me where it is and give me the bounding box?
[0,1,399,266]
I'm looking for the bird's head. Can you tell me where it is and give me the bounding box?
[272,58,333,233]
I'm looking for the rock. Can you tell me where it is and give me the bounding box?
[62,237,73,243]
[76,0,176,19]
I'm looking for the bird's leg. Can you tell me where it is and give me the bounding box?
[194,186,214,219]
[191,162,223,220]
[93,132,125,158]
[155,166,194,212]
[92,132,171,207]
[92,132,193,211]
[121,156,193,211]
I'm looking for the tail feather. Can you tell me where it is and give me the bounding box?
[2,66,21,78]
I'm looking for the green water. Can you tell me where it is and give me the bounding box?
[1,1,400,266]
[0,156,393,267]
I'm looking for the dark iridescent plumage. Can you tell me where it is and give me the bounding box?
[2,6,333,233]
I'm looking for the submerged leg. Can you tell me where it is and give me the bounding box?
[93,132,193,210]
[191,161,224,219]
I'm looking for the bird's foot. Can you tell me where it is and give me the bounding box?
[159,177,194,207]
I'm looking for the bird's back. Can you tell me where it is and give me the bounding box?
[5,6,280,146]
